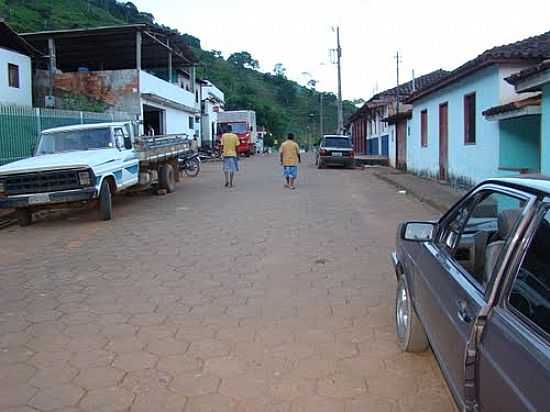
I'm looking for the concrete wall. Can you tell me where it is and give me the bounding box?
[542,83,550,175]
[408,66,507,186]
[0,47,32,106]
[499,116,540,172]
[33,69,141,114]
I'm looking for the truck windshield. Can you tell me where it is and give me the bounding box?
[227,122,249,134]
[36,128,113,155]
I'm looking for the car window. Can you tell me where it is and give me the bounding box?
[508,209,550,337]
[322,138,351,148]
[438,189,525,290]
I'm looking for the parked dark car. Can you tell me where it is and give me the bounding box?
[392,177,550,412]
[316,135,354,169]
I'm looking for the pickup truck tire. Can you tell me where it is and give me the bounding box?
[99,180,113,221]
[16,208,32,226]
[159,164,176,193]
[395,274,429,353]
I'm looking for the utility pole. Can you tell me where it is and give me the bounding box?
[336,26,344,134]
[320,93,324,138]
[394,51,402,168]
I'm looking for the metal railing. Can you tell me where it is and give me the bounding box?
[0,105,132,166]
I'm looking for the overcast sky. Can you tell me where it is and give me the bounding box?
[133,0,550,101]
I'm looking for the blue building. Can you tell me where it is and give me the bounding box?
[500,60,550,175]
[406,31,550,187]
[348,70,448,168]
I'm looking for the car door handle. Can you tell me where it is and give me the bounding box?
[457,300,472,323]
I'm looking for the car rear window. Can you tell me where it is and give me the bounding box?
[323,138,352,148]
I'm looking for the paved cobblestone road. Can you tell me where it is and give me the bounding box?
[0,155,454,412]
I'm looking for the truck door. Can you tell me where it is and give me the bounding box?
[413,186,529,407]
[477,206,550,411]
[113,126,139,189]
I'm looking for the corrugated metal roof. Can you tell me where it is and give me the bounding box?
[0,19,43,57]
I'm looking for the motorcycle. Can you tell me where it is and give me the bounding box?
[178,151,201,177]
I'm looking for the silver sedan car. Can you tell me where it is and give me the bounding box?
[316,135,355,169]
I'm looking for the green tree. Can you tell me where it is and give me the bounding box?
[227,51,259,70]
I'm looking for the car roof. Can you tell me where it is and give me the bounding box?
[485,175,550,196]
[41,122,129,134]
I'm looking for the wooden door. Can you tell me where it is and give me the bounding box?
[439,103,448,180]
[396,120,407,169]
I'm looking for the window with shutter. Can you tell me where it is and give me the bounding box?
[421,109,428,147]
[464,93,476,144]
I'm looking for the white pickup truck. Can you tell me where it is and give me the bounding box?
[0,122,190,226]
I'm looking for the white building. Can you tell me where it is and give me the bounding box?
[22,24,202,138]
[200,81,224,148]
[0,20,39,106]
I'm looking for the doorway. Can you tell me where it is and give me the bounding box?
[439,102,448,180]
[396,120,407,169]
[143,104,165,135]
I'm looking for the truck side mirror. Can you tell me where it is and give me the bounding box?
[124,136,132,150]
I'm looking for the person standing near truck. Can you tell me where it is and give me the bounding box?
[279,132,301,189]
[221,125,240,188]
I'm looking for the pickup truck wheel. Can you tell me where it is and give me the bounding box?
[16,208,32,226]
[395,274,429,352]
[159,164,176,193]
[99,180,112,221]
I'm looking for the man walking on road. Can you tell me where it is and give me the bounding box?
[280,132,301,189]
[221,125,240,188]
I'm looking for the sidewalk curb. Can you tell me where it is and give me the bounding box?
[372,170,458,213]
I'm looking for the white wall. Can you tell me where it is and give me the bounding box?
[141,99,197,137]
[499,64,538,104]
[0,47,32,106]
[140,71,199,111]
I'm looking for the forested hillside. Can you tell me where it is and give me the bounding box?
[1,0,356,142]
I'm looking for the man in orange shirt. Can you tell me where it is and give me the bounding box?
[221,125,240,188]
[279,133,301,189]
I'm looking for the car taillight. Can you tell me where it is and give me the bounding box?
[320,149,328,155]
[350,150,355,158]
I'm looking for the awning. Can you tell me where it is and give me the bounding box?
[142,93,199,114]
[383,110,412,124]
[483,95,541,121]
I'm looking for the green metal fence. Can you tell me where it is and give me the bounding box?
[0,105,132,166]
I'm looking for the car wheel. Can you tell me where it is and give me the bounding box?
[159,164,176,193]
[98,180,113,221]
[16,208,32,226]
[317,160,323,169]
[395,274,429,352]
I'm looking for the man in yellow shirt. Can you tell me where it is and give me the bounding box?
[279,133,301,189]
[221,125,240,188]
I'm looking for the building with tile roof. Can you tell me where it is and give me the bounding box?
[405,30,550,186]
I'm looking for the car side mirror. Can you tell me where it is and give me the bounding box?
[400,222,437,242]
